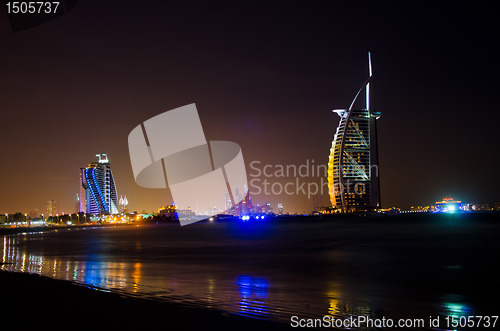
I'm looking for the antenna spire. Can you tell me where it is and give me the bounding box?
[366,51,372,111]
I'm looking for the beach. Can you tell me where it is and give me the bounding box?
[0,269,290,330]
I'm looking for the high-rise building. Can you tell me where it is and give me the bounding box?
[224,192,232,211]
[328,52,381,212]
[226,184,253,216]
[80,154,119,215]
[47,200,57,216]
[118,195,128,213]
[262,203,272,214]
[75,193,81,213]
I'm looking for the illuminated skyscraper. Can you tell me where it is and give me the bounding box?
[47,200,57,216]
[224,192,232,211]
[328,52,381,212]
[118,195,128,213]
[80,154,119,215]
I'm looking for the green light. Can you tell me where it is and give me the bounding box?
[443,302,469,318]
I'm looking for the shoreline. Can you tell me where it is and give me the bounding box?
[0,222,134,235]
[1,210,498,236]
[0,269,292,330]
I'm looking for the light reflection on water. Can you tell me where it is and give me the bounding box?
[1,216,498,326]
[2,235,131,290]
[1,233,282,320]
[440,293,472,319]
[0,228,368,323]
[236,275,269,317]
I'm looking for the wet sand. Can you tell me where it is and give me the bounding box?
[0,270,291,331]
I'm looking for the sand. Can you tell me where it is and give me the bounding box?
[0,269,292,331]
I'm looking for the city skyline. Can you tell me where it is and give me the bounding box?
[0,1,499,214]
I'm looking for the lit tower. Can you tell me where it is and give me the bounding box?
[328,52,382,212]
[80,154,119,215]
[47,200,57,216]
[119,195,129,213]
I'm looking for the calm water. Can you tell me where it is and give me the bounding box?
[2,213,499,329]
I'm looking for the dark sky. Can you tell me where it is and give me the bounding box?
[0,0,498,214]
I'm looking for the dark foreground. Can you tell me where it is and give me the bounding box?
[0,270,291,331]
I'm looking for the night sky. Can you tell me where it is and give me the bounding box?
[0,0,498,214]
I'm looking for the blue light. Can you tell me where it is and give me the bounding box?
[85,167,109,213]
[236,275,269,299]
[235,275,269,317]
[260,215,265,220]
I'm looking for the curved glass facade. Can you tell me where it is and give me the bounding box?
[80,154,119,215]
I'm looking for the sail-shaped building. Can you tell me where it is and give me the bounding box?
[328,52,381,212]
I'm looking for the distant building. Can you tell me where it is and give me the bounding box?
[226,185,253,216]
[410,205,433,212]
[277,203,284,214]
[241,190,253,214]
[158,205,176,214]
[225,192,232,211]
[119,195,129,213]
[75,194,81,213]
[471,202,500,211]
[434,198,463,213]
[47,200,57,216]
[262,203,272,214]
[28,209,39,219]
[80,154,119,215]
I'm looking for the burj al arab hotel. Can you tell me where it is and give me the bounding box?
[328,52,381,212]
